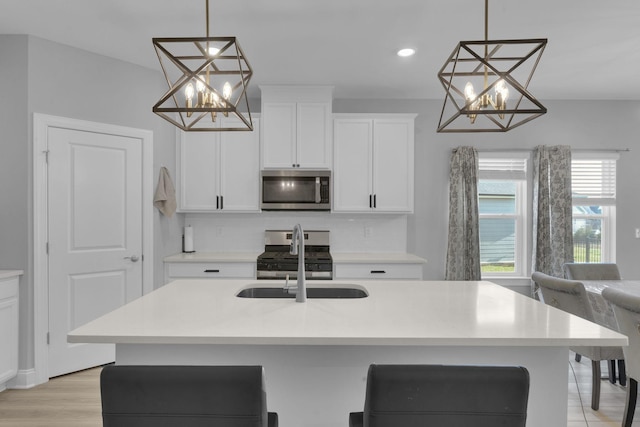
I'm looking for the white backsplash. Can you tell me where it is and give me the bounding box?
[183,212,408,253]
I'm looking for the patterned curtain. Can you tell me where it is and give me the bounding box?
[532,145,574,296]
[445,147,481,281]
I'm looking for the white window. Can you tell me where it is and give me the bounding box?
[571,153,618,263]
[477,154,528,277]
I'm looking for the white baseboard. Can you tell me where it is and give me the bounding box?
[7,368,42,389]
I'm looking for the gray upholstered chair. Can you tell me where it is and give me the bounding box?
[348,364,530,427]
[531,271,624,410]
[563,262,621,281]
[562,262,625,384]
[602,288,640,427]
[100,365,278,427]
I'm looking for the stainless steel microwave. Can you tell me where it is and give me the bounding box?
[260,170,331,211]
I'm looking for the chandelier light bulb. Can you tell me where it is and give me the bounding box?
[196,78,206,93]
[223,82,232,100]
[184,83,194,117]
[185,83,195,100]
[495,79,509,101]
[208,46,220,56]
[464,82,477,102]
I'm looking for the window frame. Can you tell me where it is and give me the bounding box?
[571,152,618,264]
[571,205,616,263]
[477,153,529,278]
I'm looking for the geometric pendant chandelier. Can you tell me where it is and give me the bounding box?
[437,0,547,132]
[152,0,253,131]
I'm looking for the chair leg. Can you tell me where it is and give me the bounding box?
[618,360,627,387]
[591,360,601,411]
[575,353,582,362]
[622,378,637,427]
[609,360,617,384]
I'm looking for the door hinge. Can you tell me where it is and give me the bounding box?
[42,150,49,164]
[46,332,50,345]
[46,242,49,254]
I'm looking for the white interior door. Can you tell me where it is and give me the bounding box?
[47,127,143,377]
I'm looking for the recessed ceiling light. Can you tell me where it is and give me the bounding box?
[397,48,416,57]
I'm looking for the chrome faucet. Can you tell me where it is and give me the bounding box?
[289,223,307,302]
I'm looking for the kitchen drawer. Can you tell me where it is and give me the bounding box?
[165,262,255,281]
[334,263,423,280]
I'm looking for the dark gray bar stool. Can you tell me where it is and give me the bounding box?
[349,364,529,427]
[100,365,278,427]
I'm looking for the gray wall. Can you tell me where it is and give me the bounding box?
[0,35,182,373]
[0,35,33,376]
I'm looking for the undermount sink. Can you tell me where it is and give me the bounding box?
[236,286,368,299]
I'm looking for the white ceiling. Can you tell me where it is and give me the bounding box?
[2,0,639,100]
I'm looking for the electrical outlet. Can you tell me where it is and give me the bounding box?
[636,228,640,239]
[364,226,373,238]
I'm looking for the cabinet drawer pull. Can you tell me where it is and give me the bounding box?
[204,269,220,273]
[370,270,386,274]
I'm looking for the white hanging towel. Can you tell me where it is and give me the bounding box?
[153,166,177,217]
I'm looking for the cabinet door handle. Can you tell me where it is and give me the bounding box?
[373,194,377,208]
[216,196,219,209]
[220,195,224,210]
[204,269,220,273]
[369,194,372,208]
[370,270,386,274]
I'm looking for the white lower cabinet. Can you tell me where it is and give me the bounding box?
[164,262,255,284]
[0,273,20,392]
[334,263,423,280]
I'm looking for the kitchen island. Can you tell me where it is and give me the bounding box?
[69,279,626,427]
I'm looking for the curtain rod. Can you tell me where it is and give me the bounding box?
[452,148,631,153]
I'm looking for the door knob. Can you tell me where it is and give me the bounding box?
[124,255,140,262]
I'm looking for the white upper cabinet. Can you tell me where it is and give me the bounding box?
[333,114,415,213]
[333,119,373,211]
[177,117,260,212]
[260,86,332,169]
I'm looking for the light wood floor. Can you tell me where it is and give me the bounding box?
[0,367,103,427]
[0,354,637,427]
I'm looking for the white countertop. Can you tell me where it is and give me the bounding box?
[68,279,626,347]
[164,252,426,264]
[0,270,23,280]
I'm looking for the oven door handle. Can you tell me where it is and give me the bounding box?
[315,177,321,203]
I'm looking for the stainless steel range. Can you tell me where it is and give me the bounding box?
[257,230,332,280]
